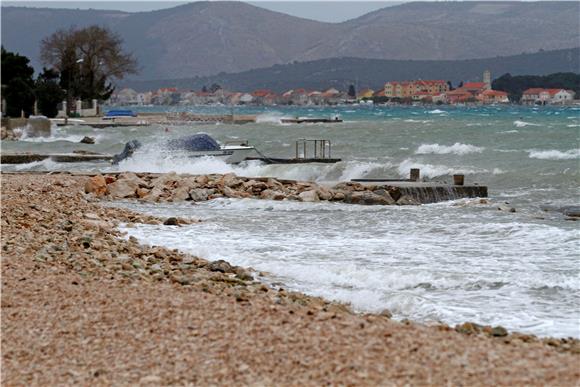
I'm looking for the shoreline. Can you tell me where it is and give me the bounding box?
[2,172,579,385]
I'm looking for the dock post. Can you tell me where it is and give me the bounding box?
[410,168,420,182]
[453,174,465,186]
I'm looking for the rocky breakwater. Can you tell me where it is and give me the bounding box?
[85,172,421,205]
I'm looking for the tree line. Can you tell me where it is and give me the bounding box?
[492,73,580,102]
[1,26,136,118]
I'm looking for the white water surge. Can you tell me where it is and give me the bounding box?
[116,197,580,339]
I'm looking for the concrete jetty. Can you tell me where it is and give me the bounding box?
[1,153,113,164]
[367,181,487,204]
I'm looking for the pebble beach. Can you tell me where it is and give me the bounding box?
[2,172,579,386]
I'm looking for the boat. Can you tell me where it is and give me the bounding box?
[113,134,257,165]
[281,115,342,124]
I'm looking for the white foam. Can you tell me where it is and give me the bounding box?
[514,120,540,127]
[398,159,483,178]
[116,200,580,338]
[528,149,580,160]
[404,119,433,124]
[415,143,484,155]
[427,109,448,114]
[256,112,283,124]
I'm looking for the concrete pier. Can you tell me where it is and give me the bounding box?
[1,153,113,164]
[380,182,487,203]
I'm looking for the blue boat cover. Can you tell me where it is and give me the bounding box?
[105,110,137,117]
[166,134,221,151]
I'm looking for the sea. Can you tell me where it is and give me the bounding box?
[3,104,579,338]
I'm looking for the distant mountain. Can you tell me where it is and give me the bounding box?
[2,1,579,80]
[120,48,580,93]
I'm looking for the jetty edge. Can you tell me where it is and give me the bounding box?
[48,170,486,205]
[2,173,578,386]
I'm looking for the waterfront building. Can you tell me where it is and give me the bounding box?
[522,88,576,105]
[384,80,448,99]
[477,89,509,104]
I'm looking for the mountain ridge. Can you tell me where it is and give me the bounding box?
[2,1,579,80]
[118,48,580,93]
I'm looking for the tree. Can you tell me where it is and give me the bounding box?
[209,83,222,93]
[35,68,66,118]
[492,72,580,102]
[348,84,356,98]
[40,26,137,114]
[1,46,35,117]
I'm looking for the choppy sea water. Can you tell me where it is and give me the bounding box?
[3,105,579,337]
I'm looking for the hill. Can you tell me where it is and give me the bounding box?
[119,48,580,92]
[2,1,579,79]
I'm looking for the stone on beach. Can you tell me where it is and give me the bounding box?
[344,191,392,205]
[80,136,95,144]
[299,190,319,202]
[108,179,139,198]
[84,175,108,197]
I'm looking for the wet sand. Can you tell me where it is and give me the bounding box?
[1,173,579,386]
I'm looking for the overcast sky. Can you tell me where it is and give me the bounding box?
[2,1,403,22]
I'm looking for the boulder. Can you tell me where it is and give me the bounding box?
[189,188,214,202]
[136,188,150,198]
[207,260,234,273]
[118,172,147,187]
[344,191,392,205]
[333,182,365,192]
[243,180,268,193]
[223,186,243,198]
[316,187,333,201]
[331,191,345,201]
[84,175,108,197]
[219,173,242,188]
[498,204,516,213]
[372,189,396,205]
[142,187,165,202]
[80,136,95,144]
[172,186,191,201]
[196,175,209,185]
[261,189,287,201]
[108,179,139,198]
[177,177,200,191]
[151,172,178,189]
[163,217,179,226]
[299,190,319,202]
[397,195,420,205]
[266,178,285,190]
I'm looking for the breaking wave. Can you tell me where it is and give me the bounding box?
[514,120,540,127]
[398,159,484,179]
[415,143,484,155]
[528,149,580,160]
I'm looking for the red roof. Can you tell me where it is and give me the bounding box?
[462,82,487,90]
[252,89,273,97]
[158,87,177,93]
[481,90,508,97]
[522,88,545,95]
[545,88,564,96]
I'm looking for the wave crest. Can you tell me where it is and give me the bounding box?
[415,143,484,155]
[528,149,580,160]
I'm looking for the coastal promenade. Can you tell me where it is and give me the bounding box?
[2,172,579,385]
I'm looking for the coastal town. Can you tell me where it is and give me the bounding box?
[110,70,577,107]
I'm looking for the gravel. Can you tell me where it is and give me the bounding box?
[2,172,579,386]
